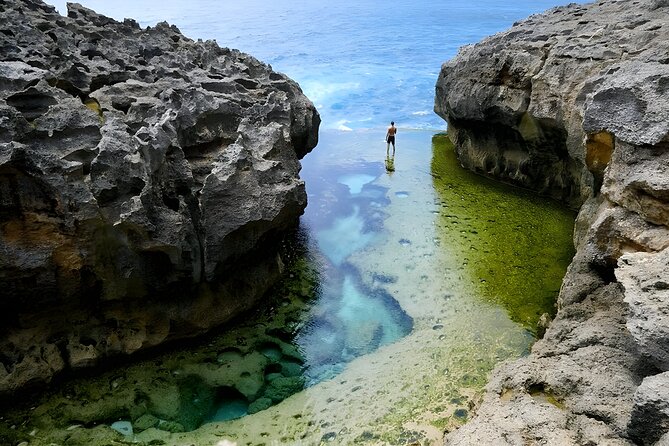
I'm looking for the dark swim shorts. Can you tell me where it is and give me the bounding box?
[387,135,395,144]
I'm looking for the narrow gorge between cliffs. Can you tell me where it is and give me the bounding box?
[1,0,580,444]
[2,130,575,444]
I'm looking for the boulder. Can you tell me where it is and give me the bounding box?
[0,0,319,395]
[628,372,669,445]
[617,248,669,370]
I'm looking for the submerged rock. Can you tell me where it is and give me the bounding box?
[264,376,305,403]
[133,413,159,432]
[436,0,669,443]
[157,420,185,433]
[0,0,319,395]
[247,397,273,414]
[110,420,133,436]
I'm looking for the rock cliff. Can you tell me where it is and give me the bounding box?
[435,0,669,444]
[0,1,319,395]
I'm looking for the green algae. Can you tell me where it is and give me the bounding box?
[528,383,567,410]
[430,133,575,333]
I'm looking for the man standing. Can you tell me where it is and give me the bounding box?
[386,121,397,156]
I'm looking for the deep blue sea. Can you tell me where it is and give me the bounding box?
[50,0,563,131]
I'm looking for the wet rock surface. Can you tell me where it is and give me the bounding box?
[0,0,319,395]
[436,0,669,444]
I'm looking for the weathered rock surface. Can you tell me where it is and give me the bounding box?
[0,0,319,395]
[628,371,669,445]
[436,0,669,208]
[618,248,669,371]
[436,0,669,444]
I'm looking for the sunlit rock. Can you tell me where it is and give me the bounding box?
[618,248,669,370]
[628,371,669,445]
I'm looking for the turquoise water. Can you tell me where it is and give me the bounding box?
[49,0,564,130]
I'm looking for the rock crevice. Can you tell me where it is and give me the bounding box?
[435,0,669,444]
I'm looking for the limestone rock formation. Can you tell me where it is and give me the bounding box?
[435,0,669,209]
[0,0,319,395]
[628,371,669,445]
[435,0,669,444]
[618,249,669,371]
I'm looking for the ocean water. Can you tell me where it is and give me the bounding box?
[49,0,564,130]
[4,1,577,444]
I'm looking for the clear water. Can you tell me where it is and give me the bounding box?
[1,131,575,445]
[4,1,576,445]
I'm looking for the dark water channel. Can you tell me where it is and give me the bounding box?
[1,130,575,445]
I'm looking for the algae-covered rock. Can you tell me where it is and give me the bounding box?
[247,397,273,414]
[279,359,304,378]
[265,372,283,382]
[157,420,185,433]
[133,413,160,432]
[264,376,305,403]
[175,375,216,431]
[148,382,182,421]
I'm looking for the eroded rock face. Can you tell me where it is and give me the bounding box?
[435,0,669,209]
[0,0,319,394]
[618,248,669,371]
[436,0,669,444]
[628,371,669,445]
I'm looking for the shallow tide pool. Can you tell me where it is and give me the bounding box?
[1,130,575,445]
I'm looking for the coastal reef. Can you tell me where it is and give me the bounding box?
[0,0,319,396]
[436,0,669,444]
